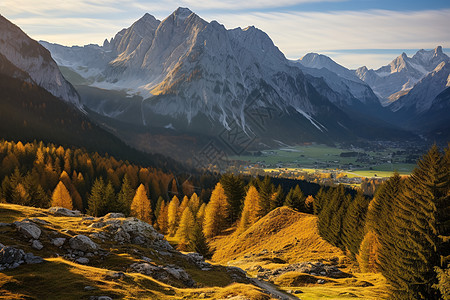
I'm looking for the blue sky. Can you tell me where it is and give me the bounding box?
[1,0,449,68]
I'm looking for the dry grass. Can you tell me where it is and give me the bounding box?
[211,207,344,265]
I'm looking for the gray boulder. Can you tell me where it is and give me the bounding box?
[14,221,41,239]
[51,237,66,247]
[31,240,43,250]
[103,212,125,219]
[0,246,24,265]
[24,252,44,264]
[48,207,81,217]
[69,235,98,252]
[75,257,89,264]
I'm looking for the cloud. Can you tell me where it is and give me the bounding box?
[206,9,450,66]
[1,1,448,68]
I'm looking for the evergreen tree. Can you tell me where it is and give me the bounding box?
[196,202,207,224]
[383,146,449,299]
[284,185,306,212]
[271,184,284,209]
[178,195,189,218]
[220,174,245,224]
[87,178,106,217]
[257,176,274,217]
[313,188,326,215]
[51,181,73,209]
[130,184,152,223]
[189,222,210,257]
[117,175,134,216]
[168,196,180,236]
[237,185,261,233]
[203,182,230,239]
[342,190,370,257]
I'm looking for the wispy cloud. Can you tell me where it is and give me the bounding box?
[1,0,448,68]
[207,9,450,65]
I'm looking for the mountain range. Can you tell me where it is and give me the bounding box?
[0,8,448,163]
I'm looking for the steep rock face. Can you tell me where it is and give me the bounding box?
[389,61,450,113]
[355,46,449,104]
[0,14,81,108]
[41,8,355,140]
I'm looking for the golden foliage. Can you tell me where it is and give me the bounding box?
[237,186,261,233]
[168,195,180,236]
[203,183,230,239]
[130,184,152,223]
[51,181,73,209]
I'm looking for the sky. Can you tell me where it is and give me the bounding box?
[1,0,449,69]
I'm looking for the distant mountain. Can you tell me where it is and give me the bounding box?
[0,14,185,170]
[41,8,411,152]
[295,54,381,109]
[355,46,449,104]
[0,14,81,109]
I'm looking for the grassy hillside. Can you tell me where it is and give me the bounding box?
[211,207,344,264]
[0,203,271,300]
[210,207,389,299]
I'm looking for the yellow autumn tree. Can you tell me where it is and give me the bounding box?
[203,183,230,239]
[196,202,206,224]
[51,181,73,209]
[188,193,201,214]
[178,195,189,218]
[168,196,180,236]
[176,207,195,246]
[156,201,169,234]
[237,186,261,233]
[130,184,152,223]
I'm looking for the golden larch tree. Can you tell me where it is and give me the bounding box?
[178,195,189,218]
[203,183,230,239]
[237,185,261,233]
[130,184,152,223]
[51,181,73,209]
[176,207,195,246]
[168,195,180,236]
[188,193,201,214]
[156,201,169,234]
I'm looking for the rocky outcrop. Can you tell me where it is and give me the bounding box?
[69,235,98,252]
[48,207,81,217]
[14,220,41,239]
[130,262,195,287]
[254,261,351,281]
[88,216,171,250]
[185,252,212,271]
[0,245,44,270]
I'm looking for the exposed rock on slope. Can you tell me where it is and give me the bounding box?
[0,14,81,108]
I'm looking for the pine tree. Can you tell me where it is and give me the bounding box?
[168,196,180,236]
[284,185,306,212]
[342,190,370,257]
[116,175,133,216]
[203,182,230,239]
[130,184,152,223]
[220,174,245,224]
[257,176,274,217]
[189,222,210,257]
[237,185,261,233]
[313,188,326,215]
[271,184,284,210]
[87,178,105,217]
[176,207,195,247]
[382,146,449,299]
[196,202,206,224]
[51,181,73,209]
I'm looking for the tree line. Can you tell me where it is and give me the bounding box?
[315,145,449,299]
